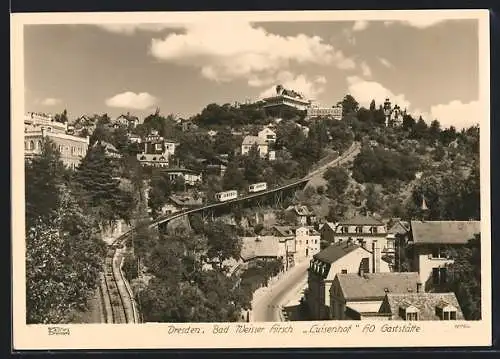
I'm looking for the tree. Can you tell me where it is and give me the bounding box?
[444,235,481,320]
[323,166,349,199]
[25,138,67,226]
[222,161,246,191]
[369,100,376,112]
[364,183,381,214]
[73,143,133,224]
[341,94,359,116]
[243,144,265,184]
[147,170,172,218]
[429,119,442,141]
[26,189,105,324]
[204,220,242,269]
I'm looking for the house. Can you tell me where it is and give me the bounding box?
[196,157,228,177]
[408,220,481,290]
[160,167,202,186]
[295,226,321,263]
[319,222,336,244]
[334,215,390,255]
[167,194,203,212]
[128,133,142,144]
[113,113,139,128]
[306,239,390,320]
[330,271,420,320]
[241,136,269,158]
[136,130,179,167]
[240,236,286,265]
[286,205,317,226]
[269,225,319,265]
[378,292,464,321]
[258,127,276,144]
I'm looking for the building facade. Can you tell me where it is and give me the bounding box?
[161,168,203,186]
[241,136,269,158]
[294,226,321,263]
[258,127,277,145]
[408,220,481,290]
[137,130,179,167]
[306,239,390,320]
[306,105,342,120]
[262,85,311,112]
[333,215,392,256]
[25,130,90,169]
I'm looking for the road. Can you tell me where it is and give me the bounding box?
[251,261,310,322]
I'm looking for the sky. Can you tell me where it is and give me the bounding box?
[24,18,480,129]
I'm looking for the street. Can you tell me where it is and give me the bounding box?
[251,260,310,322]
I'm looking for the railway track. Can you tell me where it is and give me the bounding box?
[99,246,139,324]
[99,141,360,323]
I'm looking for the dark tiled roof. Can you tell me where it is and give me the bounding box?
[380,292,465,320]
[410,220,480,244]
[313,242,361,264]
[338,215,383,226]
[273,226,295,237]
[336,272,420,301]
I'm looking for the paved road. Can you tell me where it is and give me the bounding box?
[251,261,309,322]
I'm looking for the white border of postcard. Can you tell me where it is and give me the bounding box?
[11,9,491,350]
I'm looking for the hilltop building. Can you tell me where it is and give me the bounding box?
[24,112,89,169]
[383,98,406,127]
[262,85,311,115]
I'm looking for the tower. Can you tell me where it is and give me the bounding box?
[383,98,392,127]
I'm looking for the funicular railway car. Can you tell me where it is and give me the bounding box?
[215,190,238,202]
[248,182,268,193]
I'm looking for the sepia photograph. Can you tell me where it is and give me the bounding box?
[11,9,491,349]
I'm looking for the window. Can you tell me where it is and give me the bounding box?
[342,226,348,233]
[355,226,363,234]
[436,305,457,320]
[341,269,347,274]
[406,312,418,320]
[432,267,448,285]
[432,246,447,258]
[371,226,378,234]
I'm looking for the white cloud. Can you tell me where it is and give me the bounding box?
[149,21,355,86]
[384,19,447,29]
[96,23,183,35]
[346,76,411,110]
[360,61,372,77]
[353,20,369,32]
[430,100,480,129]
[105,91,157,110]
[40,97,62,106]
[258,74,327,101]
[378,57,393,68]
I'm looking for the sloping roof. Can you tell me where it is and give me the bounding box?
[320,222,336,232]
[313,242,362,264]
[336,272,420,301]
[338,215,383,226]
[380,292,465,320]
[410,220,481,245]
[388,221,411,235]
[240,236,283,261]
[273,226,295,237]
[242,135,267,146]
[287,205,313,216]
[168,195,203,207]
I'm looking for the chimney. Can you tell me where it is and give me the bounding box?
[372,240,380,273]
[416,281,422,293]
